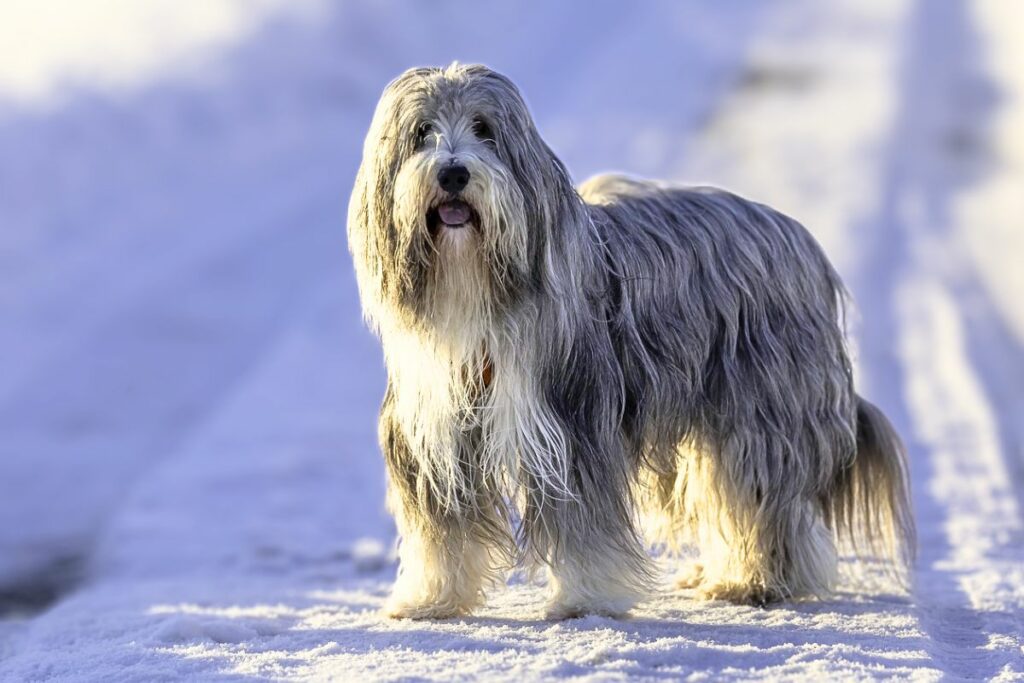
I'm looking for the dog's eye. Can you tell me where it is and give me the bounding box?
[416,121,434,146]
[472,117,494,143]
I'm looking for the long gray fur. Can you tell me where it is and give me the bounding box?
[348,63,915,619]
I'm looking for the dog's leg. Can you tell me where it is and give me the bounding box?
[544,551,649,620]
[379,396,511,619]
[493,323,655,618]
[687,442,838,605]
[674,560,705,590]
[695,506,837,605]
[527,493,653,619]
[639,445,710,591]
[385,489,506,619]
[520,464,654,619]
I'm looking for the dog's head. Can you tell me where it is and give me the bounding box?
[348,63,576,330]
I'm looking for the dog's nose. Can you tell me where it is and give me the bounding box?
[437,164,470,194]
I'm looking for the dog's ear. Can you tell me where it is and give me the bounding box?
[488,77,576,230]
[505,130,575,229]
[470,71,580,285]
[350,69,446,322]
[348,85,413,324]
[347,147,382,319]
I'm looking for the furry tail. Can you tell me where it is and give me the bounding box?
[829,396,916,578]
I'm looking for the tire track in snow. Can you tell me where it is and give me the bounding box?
[0,190,343,603]
[950,0,1024,531]
[851,0,1024,676]
[955,275,1024,538]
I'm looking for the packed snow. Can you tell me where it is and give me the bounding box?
[1,0,1022,680]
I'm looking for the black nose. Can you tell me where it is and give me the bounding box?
[437,164,470,194]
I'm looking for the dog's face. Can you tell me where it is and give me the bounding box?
[349,64,576,327]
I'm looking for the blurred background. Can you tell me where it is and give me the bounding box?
[0,0,1022,676]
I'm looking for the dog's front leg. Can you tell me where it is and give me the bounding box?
[379,392,510,619]
[516,427,655,619]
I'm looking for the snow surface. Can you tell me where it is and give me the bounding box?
[1,0,1022,680]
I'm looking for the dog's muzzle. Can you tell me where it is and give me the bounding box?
[437,163,470,194]
[429,163,476,233]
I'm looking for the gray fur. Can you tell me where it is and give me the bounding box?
[348,63,915,618]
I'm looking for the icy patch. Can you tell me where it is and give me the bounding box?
[153,615,259,644]
[148,602,292,645]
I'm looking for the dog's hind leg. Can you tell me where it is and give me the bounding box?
[687,437,839,605]
[636,447,706,590]
[695,502,837,605]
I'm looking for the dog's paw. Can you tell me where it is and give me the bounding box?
[543,595,636,621]
[383,598,466,620]
[696,581,777,607]
[674,562,704,590]
[543,601,587,621]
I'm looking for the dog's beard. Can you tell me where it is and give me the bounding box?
[390,150,531,328]
[425,222,492,341]
[364,116,540,510]
[378,164,509,508]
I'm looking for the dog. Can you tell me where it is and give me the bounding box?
[347,63,915,619]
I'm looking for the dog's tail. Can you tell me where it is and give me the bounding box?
[829,396,916,579]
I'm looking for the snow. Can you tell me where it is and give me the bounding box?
[1,0,1022,680]
[0,0,321,105]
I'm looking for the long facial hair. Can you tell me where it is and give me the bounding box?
[347,64,589,514]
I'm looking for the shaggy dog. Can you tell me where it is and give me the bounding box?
[348,63,915,619]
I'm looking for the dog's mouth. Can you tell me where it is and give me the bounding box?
[428,199,478,234]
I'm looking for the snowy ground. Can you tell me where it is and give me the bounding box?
[1,0,1022,680]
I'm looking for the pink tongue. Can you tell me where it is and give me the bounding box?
[438,201,471,226]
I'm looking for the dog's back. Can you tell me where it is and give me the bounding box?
[580,172,853,466]
[580,173,913,601]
